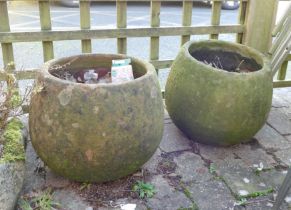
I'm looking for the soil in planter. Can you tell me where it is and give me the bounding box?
[51,67,112,84]
[190,49,262,73]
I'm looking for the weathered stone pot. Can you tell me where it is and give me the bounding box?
[165,40,272,146]
[29,54,164,182]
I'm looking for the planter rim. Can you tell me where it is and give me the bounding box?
[41,53,156,87]
[183,40,271,76]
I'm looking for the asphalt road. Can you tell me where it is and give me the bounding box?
[0,1,290,89]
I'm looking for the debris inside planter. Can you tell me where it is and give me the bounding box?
[51,58,134,84]
[111,58,134,83]
[54,68,111,84]
[191,49,262,73]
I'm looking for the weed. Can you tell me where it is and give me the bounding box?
[179,183,199,210]
[18,198,33,210]
[183,187,192,200]
[177,205,199,210]
[19,189,61,210]
[235,198,247,206]
[133,181,156,199]
[0,68,31,131]
[79,182,91,191]
[254,169,261,176]
[209,163,216,175]
[254,167,272,176]
[238,187,274,199]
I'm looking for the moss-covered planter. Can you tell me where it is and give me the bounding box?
[29,54,164,182]
[165,40,272,146]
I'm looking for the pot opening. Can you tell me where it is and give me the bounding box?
[190,48,262,73]
[48,55,147,84]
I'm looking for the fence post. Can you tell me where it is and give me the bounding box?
[244,0,278,53]
[0,1,15,70]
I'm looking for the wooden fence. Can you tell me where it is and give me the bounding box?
[0,0,290,88]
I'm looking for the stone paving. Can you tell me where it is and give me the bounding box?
[17,87,291,210]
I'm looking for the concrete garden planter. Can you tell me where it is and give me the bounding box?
[29,54,164,182]
[165,40,272,146]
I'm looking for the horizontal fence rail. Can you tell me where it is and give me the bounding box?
[0,0,290,88]
[0,25,244,43]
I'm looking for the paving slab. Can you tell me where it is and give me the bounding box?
[259,169,287,190]
[53,189,93,210]
[198,142,276,168]
[142,148,162,175]
[187,180,237,210]
[286,135,291,142]
[198,143,236,162]
[163,108,172,124]
[45,169,71,189]
[272,94,290,108]
[281,107,291,120]
[215,159,272,197]
[159,123,192,153]
[267,108,291,135]
[243,195,279,210]
[274,148,291,166]
[146,175,193,210]
[229,144,277,169]
[21,141,45,194]
[174,152,212,183]
[274,88,291,105]
[255,124,291,151]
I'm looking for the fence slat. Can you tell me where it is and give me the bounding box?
[0,69,37,80]
[117,0,127,54]
[181,0,193,45]
[80,0,92,53]
[150,59,173,69]
[236,0,248,43]
[273,80,291,88]
[0,1,15,70]
[210,1,221,39]
[39,0,54,61]
[0,25,244,42]
[236,0,248,44]
[277,60,288,81]
[150,0,161,61]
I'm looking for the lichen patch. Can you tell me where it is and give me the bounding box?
[72,123,80,128]
[151,87,157,98]
[85,149,94,161]
[58,86,74,106]
[93,106,99,114]
[44,114,53,126]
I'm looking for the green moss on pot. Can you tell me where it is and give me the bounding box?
[0,118,25,163]
[165,40,272,146]
[29,54,164,182]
